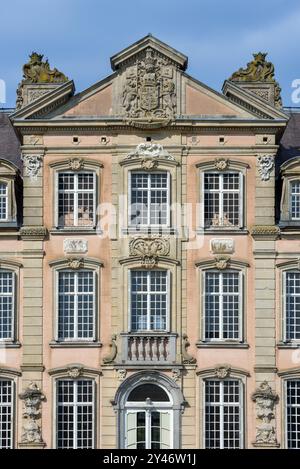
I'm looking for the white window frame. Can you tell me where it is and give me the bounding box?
[202,269,243,342]
[201,171,243,229]
[203,378,244,449]
[289,180,300,221]
[56,171,96,228]
[55,378,95,449]
[128,171,171,228]
[283,270,300,342]
[0,182,8,221]
[125,407,173,449]
[0,379,14,449]
[55,269,97,342]
[0,270,16,343]
[284,379,300,449]
[128,270,171,333]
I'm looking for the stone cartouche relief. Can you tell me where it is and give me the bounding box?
[129,236,170,269]
[211,239,234,255]
[121,47,176,120]
[64,239,88,254]
[257,155,274,181]
[124,143,175,170]
[22,155,43,181]
[19,382,45,445]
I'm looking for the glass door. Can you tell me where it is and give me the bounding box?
[126,409,172,449]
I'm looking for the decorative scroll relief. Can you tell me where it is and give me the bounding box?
[64,239,88,254]
[117,369,127,381]
[258,155,274,181]
[22,155,43,180]
[252,381,279,446]
[103,334,118,364]
[69,157,84,171]
[67,258,84,270]
[129,237,170,269]
[19,382,45,444]
[68,366,83,379]
[182,334,196,364]
[211,239,234,255]
[214,158,229,171]
[125,143,175,161]
[122,47,176,119]
[214,365,231,379]
[214,256,230,270]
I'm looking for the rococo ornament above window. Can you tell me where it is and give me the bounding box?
[214,256,230,270]
[129,237,170,269]
[68,157,84,171]
[257,155,274,181]
[125,143,175,161]
[214,158,229,171]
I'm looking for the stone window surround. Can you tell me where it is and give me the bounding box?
[48,257,103,347]
[280,157,300,227]
[119,156,180,235]
[118,257,180,335]
[195,159,249,234]
[278,368,300,449]
[48,158,103,233]
[195,258,249,347]
[112,370,185,449]
[197,366,248,449]
[0,159,20,228]
[48,364,101,449]
[0,259,22,347]
[276,260,300,345]
[0,366,21,450]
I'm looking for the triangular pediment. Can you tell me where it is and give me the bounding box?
[110,34,188,71]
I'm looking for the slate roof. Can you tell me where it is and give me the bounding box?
[278,109,300,166]
[0,109,21,169]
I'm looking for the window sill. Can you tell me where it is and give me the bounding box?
[0,222,19,229]
[50,228,102,236]
[49,341,102,348]
[0,341,21,349]
[196,228,249,236]
[277,342,300,349]
[196,341,249,349]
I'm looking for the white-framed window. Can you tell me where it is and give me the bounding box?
[0,270,15,341]
[0,183,8,221]
[130,270,169,332]
[204,379,243,449]
[56,379,95,449]
[284,271,300,341]
[290,181,300,220]
[0,379,13,449]
[57,171,96,228]
[57,270,96,341]
[203,270,242,341]
[129,172,170,227]
[125,384,173,449]
[286,379,300,448]
[203,172,243,228]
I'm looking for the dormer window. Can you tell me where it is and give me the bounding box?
[279,158,300,228]
[290,181,300,220]
[0,183,8,221]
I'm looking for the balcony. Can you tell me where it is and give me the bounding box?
[120,333,177,364]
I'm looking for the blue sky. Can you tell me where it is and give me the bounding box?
[1,0,300,108]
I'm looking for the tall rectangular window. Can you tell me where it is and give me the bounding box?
[58,172,95,228]
[58,270,95,341]
[286,379,300,448]
[0,183,8,221]
[130,172,169,226]
[204,172,242,228]
[204,271,241,341]
[205,379,243,449]
[285,272,300,341]
[0,380,13,449]
[0,271,14,341]
[290,181,300,220]
[131,270,168,331]
[56,379,94,449]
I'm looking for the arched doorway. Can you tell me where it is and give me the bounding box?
[114,371,185,449]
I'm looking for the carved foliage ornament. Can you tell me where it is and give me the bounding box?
[122,48,176,119]
[125,143,175,161]
[19,382,45,444]
[69,158,84,171]
[252,381,279,446]
[129,237,170,269]
[22,155,43,180]
[214,365,231,379]
[214,158,229,171]
[67,258,84,270]
[64,239,88,254]
[258,155,274,181]
[67,366,83,379]
[214,256,230,270]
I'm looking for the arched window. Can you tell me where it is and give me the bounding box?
[114,372,185,449]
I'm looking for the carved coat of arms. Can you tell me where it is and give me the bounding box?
[122,48,176,119]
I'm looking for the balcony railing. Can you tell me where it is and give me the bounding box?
[120,333,177,364]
